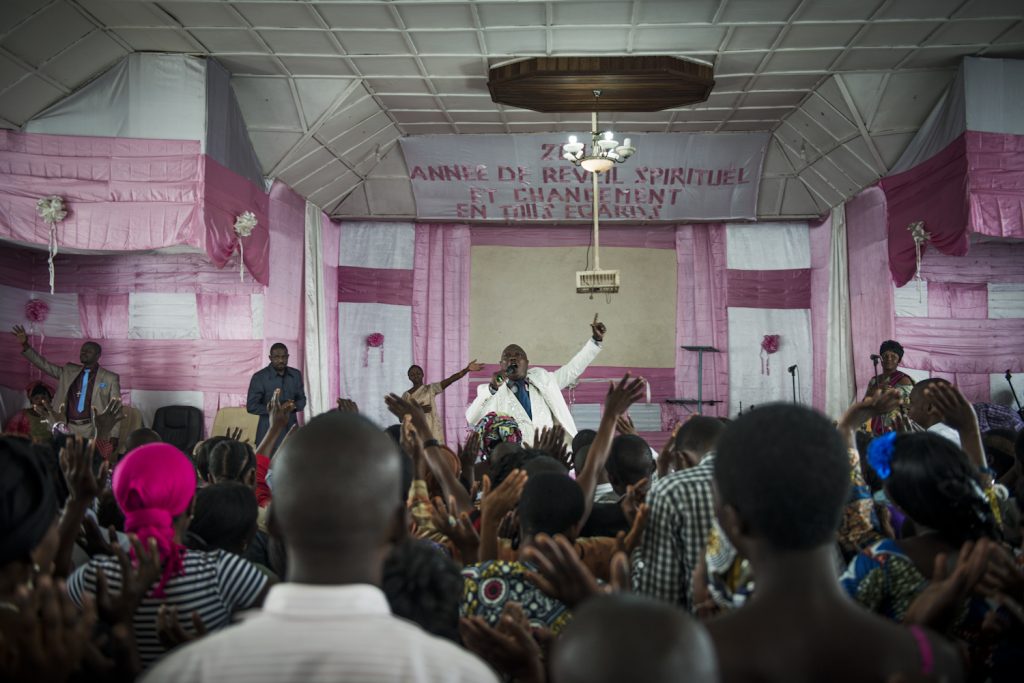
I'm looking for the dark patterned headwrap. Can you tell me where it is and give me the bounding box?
[0,437,57,566]
[472,412,522,461]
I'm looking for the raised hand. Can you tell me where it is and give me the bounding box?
[603,373,646,418]
[904,539,994,629]
[532,425,571,469]
[459,602,544,683]
[11,323,29,348]
[336,397,359,413]
[839,389,904,433]
[94,534,161,627]
[480,471,528,523]
[925,382,978,434]
[385,393,433,441]
[615,502,649,555]
[615,414,637,436]
[61,436,104,504]
[1,575,97,682]
[457,432,481,473]
[620,478,649,526]
[465,359,485,373]
[401,414,428,480]
[522,533,629,608]
[266,389,289,431]
[32,398,66,430]
[91,397,126,440]
[224,426,243,441]
[590,313,607,342]
[156,605,208,650]
[429,495,480,564]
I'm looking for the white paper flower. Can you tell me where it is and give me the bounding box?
[234,211,258,237]
[908,220,929,247]
[36,196,67,224]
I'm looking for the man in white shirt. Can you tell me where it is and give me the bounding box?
[144,412,496,683]
[465,316,606,445]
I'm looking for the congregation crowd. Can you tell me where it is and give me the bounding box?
[2,322,1023,683]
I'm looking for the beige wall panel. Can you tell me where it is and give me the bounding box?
[470,246,677,368]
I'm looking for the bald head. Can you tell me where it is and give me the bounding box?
[500,344,529,381]
[552,594,719,683]
[273,412,401,555]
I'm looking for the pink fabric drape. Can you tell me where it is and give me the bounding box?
[930,372,991,403]
[200,156,270,284]
[927,283,988,319]
[4,336,264,393]
[196,293,254,340]
[337,267,414,305]
[675,224,729,417]
[899,318,1024,374]
[0,131,271,284]
[920,240,1024,283]
[470,225,676,249]
[882,131,1024,286]
[808,215,832,411]
[847,187,895,397]
[967,131,1024,240]
[323,215,341,406]
[725,268,812,309]
[79,293,129,339]
[412,223,471,446]
[881,134,971,286]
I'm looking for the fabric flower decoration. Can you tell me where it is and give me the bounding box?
[36,196,68,293]
[363,332,385,366]
[25,299,50,323]
[234,211,258,237]
[760,334,780,375]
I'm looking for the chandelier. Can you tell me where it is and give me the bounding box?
[561,91,636,174]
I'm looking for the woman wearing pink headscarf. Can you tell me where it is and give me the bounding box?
[67,443,269,669]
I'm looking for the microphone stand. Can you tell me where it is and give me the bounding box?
[1007,371,1024,418]
[871,356,880,387]
[788,365,798,403]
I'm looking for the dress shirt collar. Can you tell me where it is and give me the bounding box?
[262,583,392,619]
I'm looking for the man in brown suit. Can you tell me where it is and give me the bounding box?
[12,324,122,439]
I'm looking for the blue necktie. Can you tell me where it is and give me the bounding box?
[77,369,91,413]
[512,379,532,419]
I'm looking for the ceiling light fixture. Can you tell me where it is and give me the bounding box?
[562,91,636,174]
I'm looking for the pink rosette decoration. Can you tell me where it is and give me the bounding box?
[25,298,50,323]
[364,332,385,366]
[760,334,780,375]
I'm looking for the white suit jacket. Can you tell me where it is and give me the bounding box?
[465,339,602,444]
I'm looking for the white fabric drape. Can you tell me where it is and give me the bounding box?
[824,204,856,418]
[303,201,331,417]
[128,293,199,340]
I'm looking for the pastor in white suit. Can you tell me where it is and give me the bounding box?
[465,317,607,444]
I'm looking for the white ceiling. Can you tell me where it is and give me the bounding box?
[1,0,1022,220]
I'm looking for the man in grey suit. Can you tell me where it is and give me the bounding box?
[12,324,122,439]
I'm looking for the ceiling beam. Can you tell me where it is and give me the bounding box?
[833,74,888,176]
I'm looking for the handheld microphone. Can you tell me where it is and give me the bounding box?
[870,354,880,361]
[787,364,797,374]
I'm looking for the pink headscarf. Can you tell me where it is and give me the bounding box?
[113,443,196,597]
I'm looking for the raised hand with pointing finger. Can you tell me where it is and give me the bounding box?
[590,313,607,342]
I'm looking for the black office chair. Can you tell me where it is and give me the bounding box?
[152,405,204,455]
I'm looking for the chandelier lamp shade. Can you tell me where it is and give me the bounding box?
[563,106,636,174]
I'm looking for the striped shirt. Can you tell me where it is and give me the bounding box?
[141,583,499,683]
[632,454,717,610]
[67,549,268,668]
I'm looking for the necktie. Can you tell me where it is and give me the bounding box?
[513,379,532,419]
[77,369,91,413]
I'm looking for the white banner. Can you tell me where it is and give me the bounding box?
[400,132,769,222]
